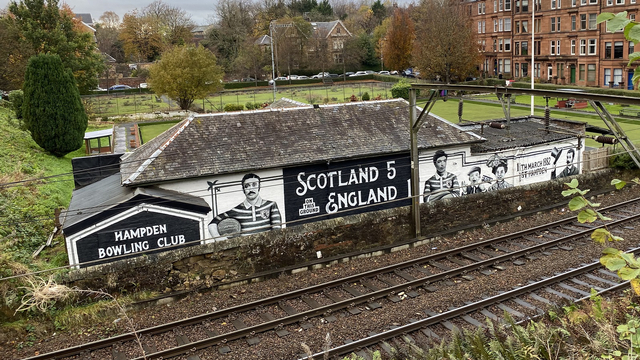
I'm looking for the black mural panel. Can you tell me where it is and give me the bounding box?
[283,154,411,226]
[75,211,201,268]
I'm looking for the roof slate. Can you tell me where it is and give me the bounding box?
[120,99,482,186]
[463,118,577,153]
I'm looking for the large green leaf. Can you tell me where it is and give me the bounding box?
[603,247,622,255]
[596,211,613,221]
[591,228,611,244]
[611,179,627,190]
[626,23,640,44]
[618,267,640,281]
[562,188,580,197]
[607,11,630,33]
[565,179,579,189]
[578,209,597,223]
[620,252,640,267]
[596,12,616,24]
[601,255,627,271]
[568,196,588,211]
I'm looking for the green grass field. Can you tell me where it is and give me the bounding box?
[138,120,180,144]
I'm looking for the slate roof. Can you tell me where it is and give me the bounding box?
[463,117,579,153]
[120,99,483,186]
[311,20,351,37]
[267,97,308,109]
[74,13,93,25]
[63,173,210,235]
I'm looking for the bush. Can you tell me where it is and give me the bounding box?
[362,92,370,101]
[391,79,411,100]
[349,94,358,102]
[22,54,87,157]
[245,102,256,110]
[610,152,639,170]
[8,90,24,119]
[224,103,244,111]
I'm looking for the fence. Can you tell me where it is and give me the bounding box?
[582,146,611,172]
[82,81,397,118]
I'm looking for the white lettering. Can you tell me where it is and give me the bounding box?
[296,172,308,196]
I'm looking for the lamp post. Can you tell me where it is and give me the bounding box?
[269,21,276,102]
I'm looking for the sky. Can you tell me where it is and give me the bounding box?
[0,0,216,26]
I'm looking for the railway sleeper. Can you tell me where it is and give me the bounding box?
[558,282,592,297]
[544,287,576,301]
[584,273,618,286]
[570,278,604,291]
[497,303,525,318]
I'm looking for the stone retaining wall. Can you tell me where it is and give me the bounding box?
[67,169,624,294]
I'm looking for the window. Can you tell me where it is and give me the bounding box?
[572,0,577,5]
[631,41,635,55]
[504,59,511,73]
[589,0,597,4]
[499,39,503,51]
[522,63,528,77]
[580,14,587,30]
[505,0,512,10]
[614,42,624,58]
[494,19,498,32]
[516,0,520,12]
[499,0,503,11]
[556,17,561,32]
[571,15,576,31]
[534,63,540,78]
[494,0,497,11]
[522,20,528,33]
[521,41,528,55]
[522,0,528,11]
[505,18,511,31]
[550,40,556,55]
[605,42,612,58]
[571,39,576,54]
[588,39,597,54]
[632,0,637,4]
[483,21,486,33]
[614,68,623,85]
[515,41,520,55]
[499,19,503,32]
[478,22,482,33]
[515,63,520,77]
[588,14,597,29]
[333,40,343,49]
[581,0,587,4]
[498,59,503,73]
[551,18,556,32]
[580,39,586,55]
[535,18,541,32]
[552,0,557,7]
[587,64,596,81]
[557,63,564,79]
[579,64,585,80]
[515,21,520,33]
[493,39,497,51]
[482,40,486,51]
[556,40,561,55]
[505,38,511,51]
[535,40,541,55]
[333,53,343,63]
[632,14,636,21]
[478,2,483,13]
[607,0,613,4]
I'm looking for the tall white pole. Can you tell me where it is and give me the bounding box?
[530,0,535,115]
[270,21,276,102]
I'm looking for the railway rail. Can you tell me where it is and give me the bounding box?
[26,196,640,360]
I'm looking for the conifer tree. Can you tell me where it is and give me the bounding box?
[22,53,87,157]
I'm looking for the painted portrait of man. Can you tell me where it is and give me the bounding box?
[551,148,579,179]
[208,173,281,240]
[423,150,460,202]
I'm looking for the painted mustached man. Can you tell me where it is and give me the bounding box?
[208,173,281,240]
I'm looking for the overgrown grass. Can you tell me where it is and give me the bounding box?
[0,106,110,309]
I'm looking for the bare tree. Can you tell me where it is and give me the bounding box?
[142,0,194,46]
[412,0,480,83]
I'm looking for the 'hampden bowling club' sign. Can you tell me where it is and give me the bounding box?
[74,211,202,267]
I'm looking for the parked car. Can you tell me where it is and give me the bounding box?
[92,87,106,91]
[311,72,330,79]
[378,71,390,76]
[108,85,132,91]
[289,75,300,80]
[365,70,374,75]
[275,76,288,81]
[139,83,148,89]
[339,72,355,77]
[328,74,339,78]
[241,77,256,82]
[349,71,368,77]
[297,75,309,80]
[390,70,399,75]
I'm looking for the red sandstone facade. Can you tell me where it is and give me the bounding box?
[468,0,637,89]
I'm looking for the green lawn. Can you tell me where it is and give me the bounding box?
[138,120,180,144]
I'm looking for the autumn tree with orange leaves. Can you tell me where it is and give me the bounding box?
[412,0,480,83]
[382,7,414,73]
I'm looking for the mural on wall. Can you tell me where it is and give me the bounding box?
[207,173,282,240]
[420,141,582,203]
[282,154,412,226]
[550,147,579,179]
[423,150,461,202]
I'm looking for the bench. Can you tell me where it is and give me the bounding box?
[619,109,640,117]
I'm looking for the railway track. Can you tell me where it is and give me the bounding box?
[26,197,640,360]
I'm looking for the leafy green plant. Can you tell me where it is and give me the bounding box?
[362,92,370,101]
[223,103,244,111]
[562,178,640,294]
[391,78,411,100]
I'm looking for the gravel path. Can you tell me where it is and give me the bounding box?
[4,186,640,360]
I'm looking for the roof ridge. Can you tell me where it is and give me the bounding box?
[122,116,195,185]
